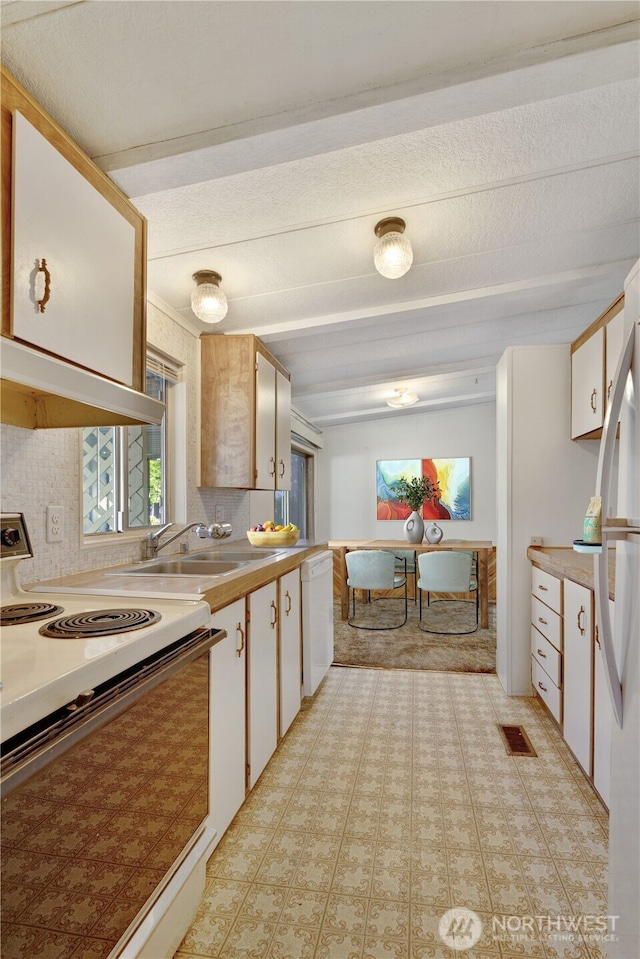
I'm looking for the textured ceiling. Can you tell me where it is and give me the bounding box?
[2,0,639,427]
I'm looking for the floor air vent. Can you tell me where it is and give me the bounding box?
[498,724,537,757]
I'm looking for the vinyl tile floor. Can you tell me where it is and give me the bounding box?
[176,668,609,959]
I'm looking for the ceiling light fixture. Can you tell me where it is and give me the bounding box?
[191,270,228,323]
[373,217,413,279]
[386,388,419,409]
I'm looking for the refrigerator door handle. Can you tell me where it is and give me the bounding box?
[593,323,635,729]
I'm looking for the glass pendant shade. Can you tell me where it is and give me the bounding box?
[373,217,413,279]
[191,270,228,323]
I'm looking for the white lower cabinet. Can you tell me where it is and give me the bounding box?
[247,581,278,789]
[593,599,615,807]
[209,599,247,849]
[279,568,301,738]
[563,579,593,776]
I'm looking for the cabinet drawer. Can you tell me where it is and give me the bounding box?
[531,567,562,613]
[531,626,562,686]
[531,595,562,650]
[532,657,562,724]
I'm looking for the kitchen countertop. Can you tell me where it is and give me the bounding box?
[527,546,616,600]
[28,540,328,613]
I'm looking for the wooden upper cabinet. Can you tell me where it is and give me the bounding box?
[1,67,147,392]
[570,293,624,440]
[200,334,291,490]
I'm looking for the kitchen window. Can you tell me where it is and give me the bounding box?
[82,353,178,535]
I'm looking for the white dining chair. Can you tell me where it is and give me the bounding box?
[417,551,478,634]
[346,550,408,629]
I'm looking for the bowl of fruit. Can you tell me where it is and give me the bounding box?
[247,522,300,547]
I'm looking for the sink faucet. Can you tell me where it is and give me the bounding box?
[143,520,233,559]
[143,522,206,560]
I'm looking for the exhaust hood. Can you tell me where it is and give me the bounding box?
[1,338,164,429]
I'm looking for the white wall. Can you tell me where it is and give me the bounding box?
[495,344,602,695]
[317,402,497,542]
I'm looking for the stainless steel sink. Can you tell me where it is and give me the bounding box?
[109,558,246,577]
[182,550,281,563]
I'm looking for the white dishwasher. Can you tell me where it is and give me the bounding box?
[300,550,334,696]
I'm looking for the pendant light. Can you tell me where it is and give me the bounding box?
[191,270,228,323]
[374,217,413,279]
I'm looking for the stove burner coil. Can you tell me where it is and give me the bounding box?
[1,602,65,626]
[39,608,161,639]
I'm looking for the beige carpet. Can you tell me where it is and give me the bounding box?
[333,597,496,673]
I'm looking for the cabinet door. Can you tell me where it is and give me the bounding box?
[605,310,625,417]
[279,569,301,737]
[276,370,291,491]
[563,580,593,775]
[11,111,136,386]
[247,581,278,788]
[571,328,604,438]
[209,599,246,849]
[255,353,276,490]
[593,599,614,807]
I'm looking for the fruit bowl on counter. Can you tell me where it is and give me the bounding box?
[247,522,300,547]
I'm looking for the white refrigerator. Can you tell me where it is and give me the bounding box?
[594,258,640,958]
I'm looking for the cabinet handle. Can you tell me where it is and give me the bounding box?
[595,625,600,648]
[36,258,51,313]
[269,457,276,477]
[537,584,548,591]
[236,622,245,658]
[538,616,548,626]
[590,388,598,413]
[577,606,585,635]
[607,380,613,401]
[537,648,547,658]
[279,459,286,478]
[285,590,292,615]
[270,600,278,629]
[537,680,548,693]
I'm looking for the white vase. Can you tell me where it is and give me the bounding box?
[404,511,424,543]
[425,522,443,544]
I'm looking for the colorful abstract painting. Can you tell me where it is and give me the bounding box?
[376,458,471,521]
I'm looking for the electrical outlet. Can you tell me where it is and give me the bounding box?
[215,505,224,523]
[530,536,543,546]
[46,506,64,543]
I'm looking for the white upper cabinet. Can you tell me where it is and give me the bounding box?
[11,112,135,386]
[570,294,624,440]
[571,327,604,439]
[1,67,156,429]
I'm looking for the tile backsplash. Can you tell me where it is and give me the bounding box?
[0,299,249,586]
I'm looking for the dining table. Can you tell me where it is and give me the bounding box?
[328,539,494,629]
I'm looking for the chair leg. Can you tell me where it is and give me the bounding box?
[347,582,408,630]
[418,596,479,635]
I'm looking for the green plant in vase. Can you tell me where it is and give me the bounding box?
[391,474,441,543]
